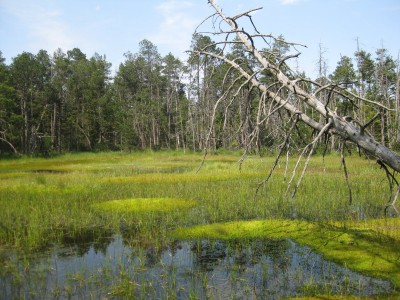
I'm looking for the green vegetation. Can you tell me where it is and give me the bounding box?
[172,218,400,288]
[0,151,399,298]
[1,2,398,297]
[0,36,398,157]
[0,151,396,248]
[92,198,197,213]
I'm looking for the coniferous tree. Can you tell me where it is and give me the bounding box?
[0,33,398,156]
[10,51,51,154]
[330,56,357,116]
[0,51,18,153]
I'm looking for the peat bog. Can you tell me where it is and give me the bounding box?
[0,151,399,299]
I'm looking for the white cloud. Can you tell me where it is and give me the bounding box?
[31,12,75,52]
[280,0,302,5]
[150,1,199,58]
[1,0,76,53]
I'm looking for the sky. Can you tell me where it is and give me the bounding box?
[0,0,399,78]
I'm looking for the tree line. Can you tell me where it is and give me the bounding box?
[0,36,399,155]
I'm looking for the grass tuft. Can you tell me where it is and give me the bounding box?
[92,197,197,213]
[0,150,399,297]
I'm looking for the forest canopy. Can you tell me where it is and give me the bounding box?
[0,34,399,156]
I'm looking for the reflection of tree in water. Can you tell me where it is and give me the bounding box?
[142,239,188,268]
[190,239,290,273]
[50,233,393,299]
[1,234,392,300]
[191,240,227,271]
[118,214,187,266]
[120,227,172,268]
[58,228,114,257]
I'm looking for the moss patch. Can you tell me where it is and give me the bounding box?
[172,219,400,289]
[101,172,259,184]
[339,218,400,240]
[92,197,196,213]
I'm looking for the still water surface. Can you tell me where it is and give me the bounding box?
[0,236,393,299]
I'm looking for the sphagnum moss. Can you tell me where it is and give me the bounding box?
[0,151,399,298]
[171,219,400,289]
[92,198,196,213]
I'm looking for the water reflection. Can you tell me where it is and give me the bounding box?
[58,228,115,257]
[0,236,393,299]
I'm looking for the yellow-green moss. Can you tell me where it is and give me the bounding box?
[101,172,259,184]
[0,172,28,179]
[92,197,196,213]
[338,218,400,240]
[172,219,400,289]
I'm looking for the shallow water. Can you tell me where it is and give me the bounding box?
[0,236,393,299]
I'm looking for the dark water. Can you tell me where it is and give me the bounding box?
[0,236,393,299]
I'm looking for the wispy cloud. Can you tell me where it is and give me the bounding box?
[280,0,302,5]
[31,12,76,52]
[150,1,199,57]
[1,0,75,53]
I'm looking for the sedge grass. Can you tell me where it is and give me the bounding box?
[0,150,399,297]
[92,198,197,213]
[0,151,397,250]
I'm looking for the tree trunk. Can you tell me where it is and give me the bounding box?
[396,63,400,145]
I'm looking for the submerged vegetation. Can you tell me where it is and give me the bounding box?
[0,151,399,298]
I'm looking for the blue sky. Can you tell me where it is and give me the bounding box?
[0,0,399,77]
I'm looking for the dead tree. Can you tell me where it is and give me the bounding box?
[194,0,400,213]
[0,131,18,154]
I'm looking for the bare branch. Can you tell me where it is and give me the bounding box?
[192,49,324,132]
[195,12,219,34]
[288,119,333,200]
[197,0,400,188]
[0,132,18,154]
[278,53,301,69]
[385,184,400,216]
[196,72,246,174]
[341,142,353,205]
[254,116,299,201]
[360,112,381,133]
[311,80,394,112]
[231,7,263,20]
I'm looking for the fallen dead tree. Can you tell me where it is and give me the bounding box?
[193,0,400,214]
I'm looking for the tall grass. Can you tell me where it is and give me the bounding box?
[0,151,396,250]
[1,150,399,298]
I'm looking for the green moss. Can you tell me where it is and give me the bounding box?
[171,219,400,289]
[0,172,28,179]
[340,218,400,240]
[101,172,259,184]
[92,197,196,213]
